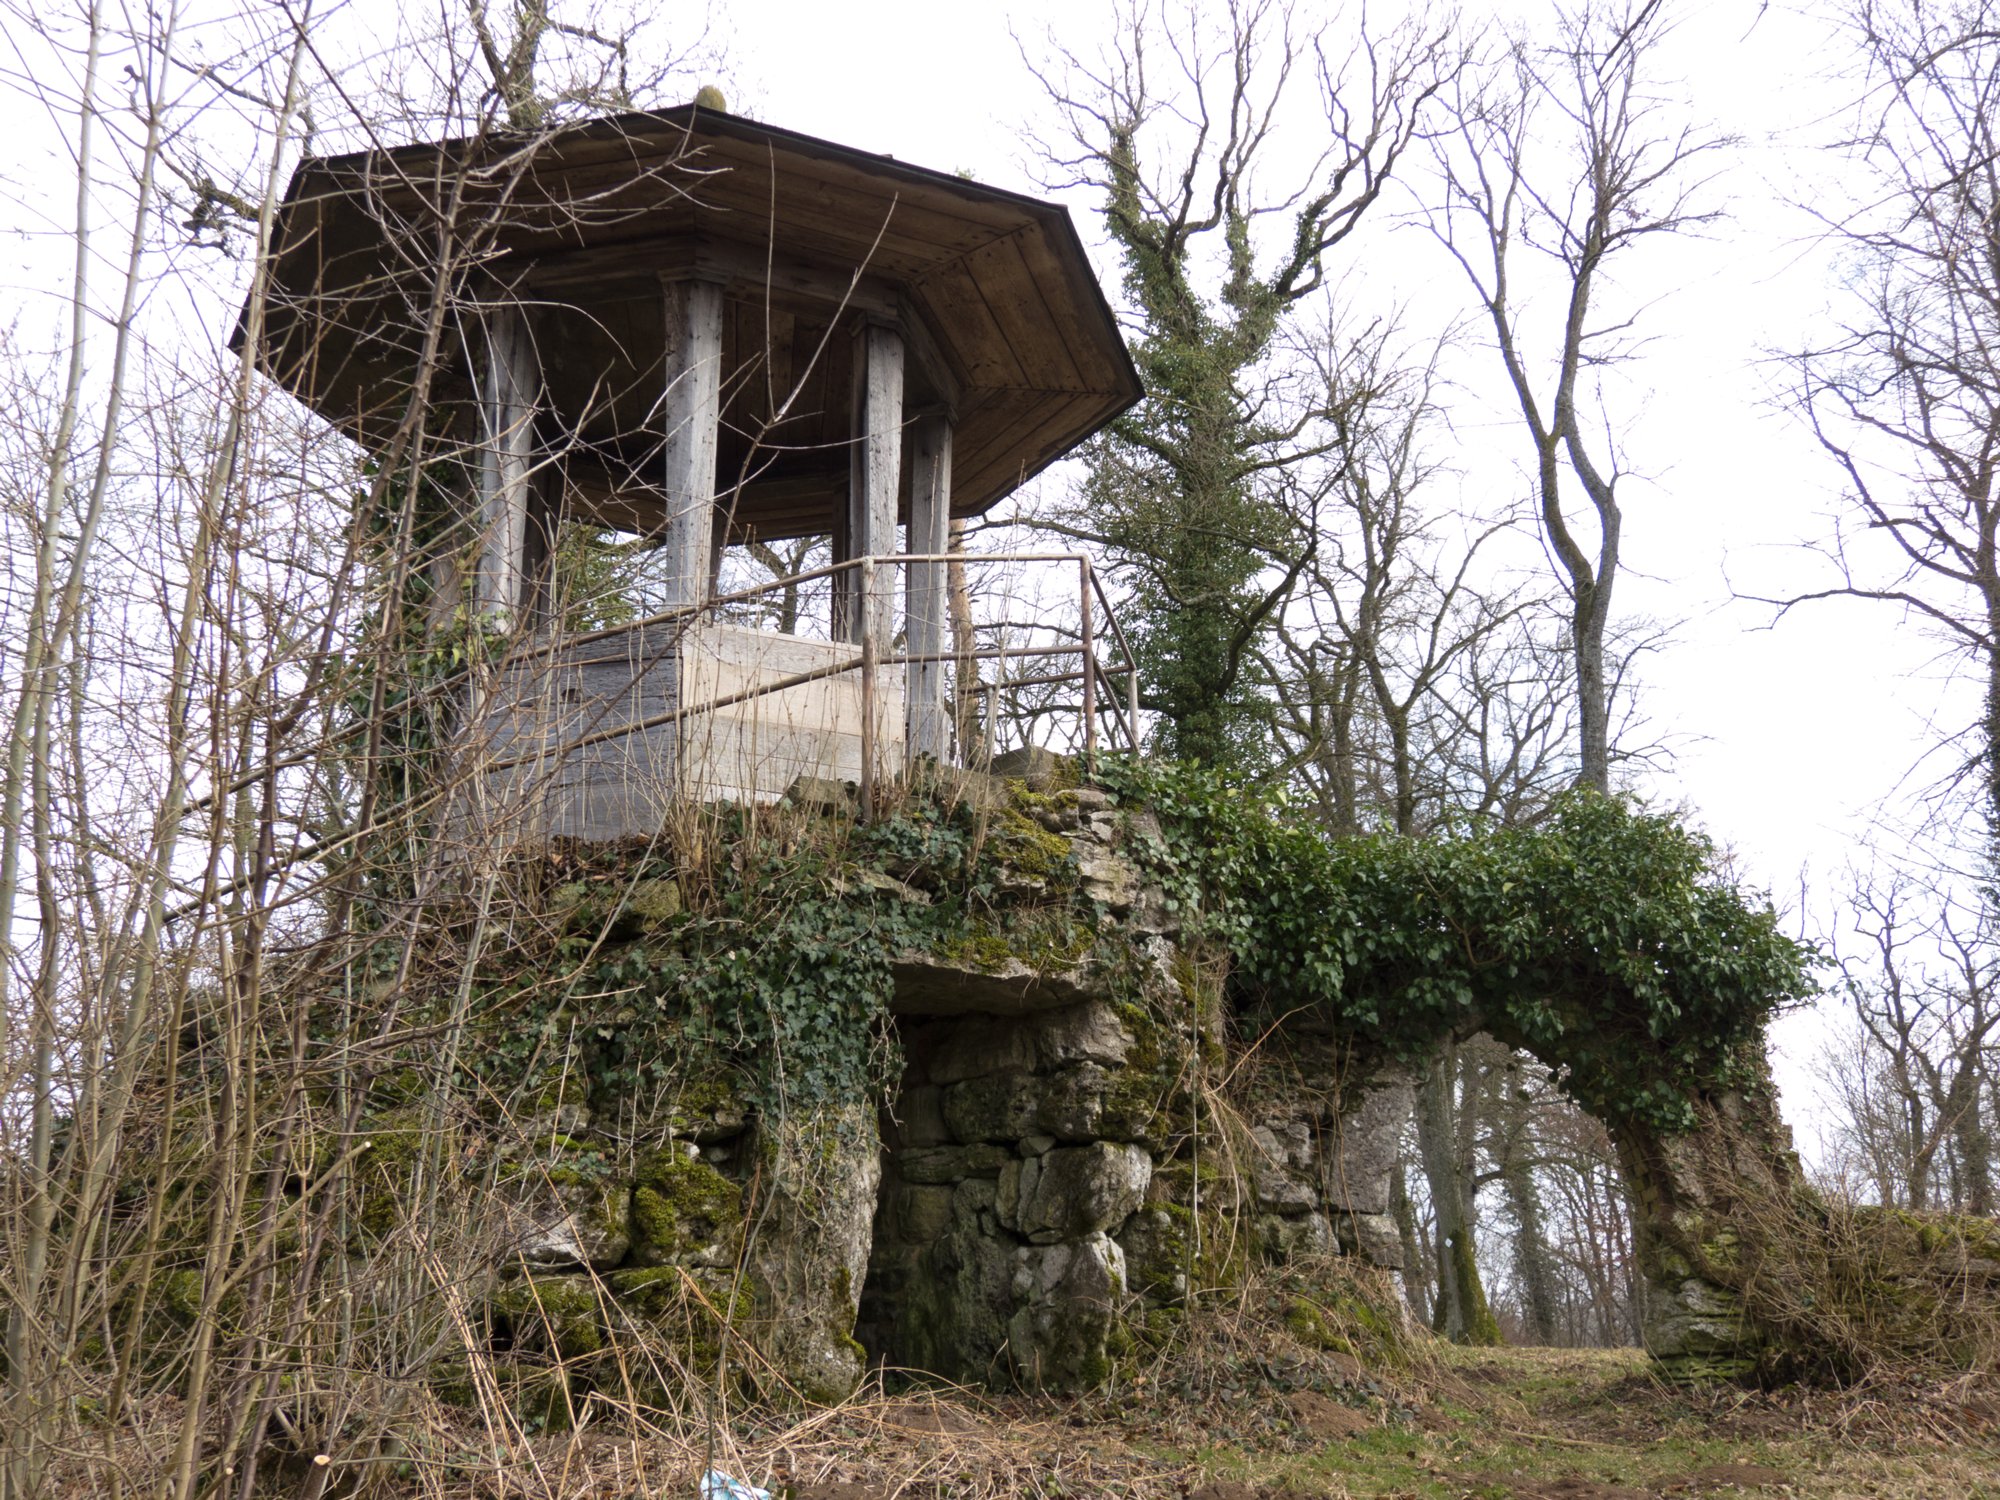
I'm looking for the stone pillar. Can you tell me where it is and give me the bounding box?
[1611,1062,1804,1380]
[743,1103,882,1401]
[905,411,952,762]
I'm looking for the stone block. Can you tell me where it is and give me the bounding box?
[1326,1070,1415,1217]
[893,1085,951,1147]
[627,1149,740,1270]
[952,1175,999,1230]
[742,1103,880,1402]
[1006,1231,1128,1389]
[1253,1166,1319,1214]
[942,1071,1041,1142]
[1333,1210,1404,1269]
[942,1066,1118,1143]
[504,1175,632,1272]
[1117,1205,1191,1305]
[1256,1210,1335,1262]
[1031,1002,1136,1070]
[898,1143,1014,1184]
[784,775,858,811]
[998,1142,1151,1240]
[1251,1119,1315,1171]
[988,746,1071,790]
[928,1019,1038,1084]
[1032,1063,1115,1140]
[896,1184,957,1244]
[1076,847,1140,912]
[890,952,1101,1017]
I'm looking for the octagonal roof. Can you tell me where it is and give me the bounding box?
[250,103,1141,533]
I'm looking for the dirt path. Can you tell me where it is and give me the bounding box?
[765,1348,1994,1499]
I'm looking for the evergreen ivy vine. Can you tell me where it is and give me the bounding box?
[1101,760,1819,1134]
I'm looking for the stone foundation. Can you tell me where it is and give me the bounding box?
[469,775,1418,1396]
[855,995,1413,1387]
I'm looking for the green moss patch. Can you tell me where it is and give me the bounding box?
[629,1150,741,1263]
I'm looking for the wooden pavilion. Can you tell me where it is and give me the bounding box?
[248,101,1142,834]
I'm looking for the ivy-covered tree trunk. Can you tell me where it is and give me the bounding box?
[1030,4,1454,774]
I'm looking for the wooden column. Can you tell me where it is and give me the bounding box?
[840,320,905,647]
[905,412,952,762]
[475,302,537,624]
[661,277,725,611]
[657,278,723,798]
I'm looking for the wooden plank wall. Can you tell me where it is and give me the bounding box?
[473,620,905,840]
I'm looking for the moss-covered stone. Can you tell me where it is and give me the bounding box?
[490,1276,603,1358]
[628,1149,741,1265]
[353,1109,428,1240]
[156,1268,206,1326]
[986,806,1078,888]
[621,876,684,927]
[1285,1297,1356,1355]
[605,1264,753,1369]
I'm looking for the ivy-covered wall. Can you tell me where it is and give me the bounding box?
[273,754,1973,1417]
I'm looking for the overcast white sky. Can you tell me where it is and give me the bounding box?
[0,0,1964,1143]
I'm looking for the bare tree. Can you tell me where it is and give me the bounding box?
[1779,0,2000,852]
[1427,0,1726,793]
[1024,0,1463,770]
[0,2,723,1493]
[1825,867,1999,1213]
[1261,314,1553,836]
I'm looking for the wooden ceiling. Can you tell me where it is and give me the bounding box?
[251,104,1141,538]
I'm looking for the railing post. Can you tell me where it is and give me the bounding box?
[859,556,877,822]
[1079,557,1096,766]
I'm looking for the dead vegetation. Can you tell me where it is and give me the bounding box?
[41,1335,1997,1499]
[1733,1194,2000,1385]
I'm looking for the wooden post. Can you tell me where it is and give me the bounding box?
[661,277,724,797]
[1079,556,1096,764]
[475,302,537,625]
[905,413,952,763]
[840,320,904,648]
[661,278,725,612]
[859,555,877,821]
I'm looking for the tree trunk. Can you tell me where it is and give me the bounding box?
[1574,581,1611,794]
[1953,1085,1994,1217]
[1391,1161,1432,1327]
[1415,1043,1499,1345]
[1497,1067,1561,1344]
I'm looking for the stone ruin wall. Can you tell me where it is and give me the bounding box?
[483,778,1417,1399]
[859,999,1414,1389]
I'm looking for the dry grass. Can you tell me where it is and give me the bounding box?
[1733,1193,2000,1386]
[43,1332,1998,1499]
